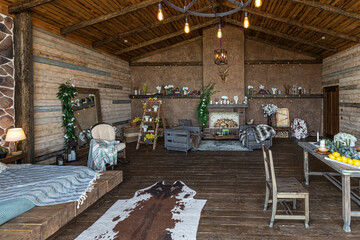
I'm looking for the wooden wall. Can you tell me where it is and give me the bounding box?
[33,27,131,162]
[322,44,360,139]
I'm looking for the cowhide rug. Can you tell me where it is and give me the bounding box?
[76,181,207,240]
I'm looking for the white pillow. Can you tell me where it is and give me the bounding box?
[0,162,8,173]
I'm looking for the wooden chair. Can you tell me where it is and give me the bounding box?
[262,145,309,228]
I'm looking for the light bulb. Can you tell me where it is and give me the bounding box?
[184,17,190,33]
[244,12,249,29]
[255,0,262,8]
[157,2,164,21]
[217,27,222,38]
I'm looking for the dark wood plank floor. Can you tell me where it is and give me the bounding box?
[50,138,360,239]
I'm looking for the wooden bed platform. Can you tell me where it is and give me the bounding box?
[0,170,123,240]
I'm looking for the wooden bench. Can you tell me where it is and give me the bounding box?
[0,171,123,240]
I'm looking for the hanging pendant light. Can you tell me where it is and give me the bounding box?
[217,22,222,39]
[244,11,249,29]
[157,2,164,21]
[184,16,190,33]
[255,0,262,8]
[214,38,227,65]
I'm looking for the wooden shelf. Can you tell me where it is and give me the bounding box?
[246,94,324,99]
[129,94,200,99]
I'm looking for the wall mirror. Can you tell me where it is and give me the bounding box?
[72,87,102,147]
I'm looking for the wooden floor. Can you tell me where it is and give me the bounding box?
[51,138,360,239]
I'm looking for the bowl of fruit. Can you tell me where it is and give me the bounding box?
[327,151,360,168]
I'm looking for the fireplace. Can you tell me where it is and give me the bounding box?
[203,104,247,139]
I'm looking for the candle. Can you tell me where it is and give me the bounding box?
[320,139,326,148]
[317,132,319,142]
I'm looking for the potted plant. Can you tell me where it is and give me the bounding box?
[140,124,148,132]
[152,105,159,112]
[130,117,141,127]
[144,115,150,122]
[156,86,162,94]
[89,94,95,102]
[248,85,253,95]
[143,133,157,144]
[262,104,278,126]
[0,141,8,159]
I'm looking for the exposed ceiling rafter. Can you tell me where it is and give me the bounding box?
[225,18,337,52]
[92,5,216,48]
[223,2,358,43]
[115,19,218,55]
[288,0,360,20]
[130,36,202,61]
[60,0,159,35]
[8,0,55,14]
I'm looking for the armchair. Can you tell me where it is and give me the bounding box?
[239,125,273,150]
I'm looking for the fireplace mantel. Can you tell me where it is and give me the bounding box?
[208,104,248,109]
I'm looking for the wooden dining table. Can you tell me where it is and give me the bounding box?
[298,141,360,232]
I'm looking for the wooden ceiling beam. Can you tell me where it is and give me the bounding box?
[131,36,202,61]
[288,0,360,20]
[225,18,337,52]
[92,5,215,48]
[116,19,217,55]
[8,0,55,14]
[245,35,321,59]
[223,2,358,42]
[60,0,159,35]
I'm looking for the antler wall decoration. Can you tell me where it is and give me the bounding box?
[218,67,230,82]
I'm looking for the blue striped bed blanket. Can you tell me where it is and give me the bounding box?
[0,164,100,208]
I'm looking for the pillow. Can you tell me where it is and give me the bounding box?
[0,162,8,173]
[0,198,35,225]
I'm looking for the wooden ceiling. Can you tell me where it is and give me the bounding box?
[1,0,359,61]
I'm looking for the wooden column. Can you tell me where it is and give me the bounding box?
[14,11,34,163]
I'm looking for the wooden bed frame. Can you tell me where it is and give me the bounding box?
[0,161,123,239]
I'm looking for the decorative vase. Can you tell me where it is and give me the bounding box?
[267,116,272,126]
[248,88,253,95]
[143,84,148,95]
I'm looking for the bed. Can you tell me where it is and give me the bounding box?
[0,162,99,226]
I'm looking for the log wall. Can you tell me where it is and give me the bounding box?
[322,44,360,139]
[33,27,131,162]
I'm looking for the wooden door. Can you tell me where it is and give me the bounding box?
[323,86,339,137]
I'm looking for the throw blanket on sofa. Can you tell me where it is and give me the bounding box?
[88,139,119,171]
[0,164,99,208]
[239,124,276,145]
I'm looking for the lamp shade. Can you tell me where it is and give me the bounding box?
[5,128,26,142]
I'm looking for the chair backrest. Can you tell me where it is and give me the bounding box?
[91,123,115,141]
[262,145,277,194]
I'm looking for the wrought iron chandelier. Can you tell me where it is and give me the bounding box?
[214,38,228,65]
[157,0,262,36]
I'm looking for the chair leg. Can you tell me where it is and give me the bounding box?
[304,194,310,228]
[270,196,277,227]
[293,199,296,210]
[264,186,270,211]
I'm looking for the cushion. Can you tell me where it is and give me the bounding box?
[0,198,35,225]
[0,162,8,173]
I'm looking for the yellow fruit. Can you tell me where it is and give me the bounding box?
[333,152,340,157]
[328,154,336,160]
[341,157,348,163]
[354,160,360,167]
[336,157,342,161]
[348,159,354,165]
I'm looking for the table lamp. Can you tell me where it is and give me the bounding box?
[5,128,26,155]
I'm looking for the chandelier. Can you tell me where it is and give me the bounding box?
[157,0,262,37]
[214,39,227,65]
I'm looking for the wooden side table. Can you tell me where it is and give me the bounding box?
[0,153,26,164]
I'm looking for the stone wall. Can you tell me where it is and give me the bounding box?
[0,13,14,148]
[322,44,360,139]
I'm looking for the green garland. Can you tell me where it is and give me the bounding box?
[56,80,77,148]
[197,82,217,128]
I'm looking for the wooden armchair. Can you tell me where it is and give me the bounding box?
[262,145,309,228]
[239,125,272,150]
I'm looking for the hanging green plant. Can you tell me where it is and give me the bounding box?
[56,80,78,148]
[197,82,217,128]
